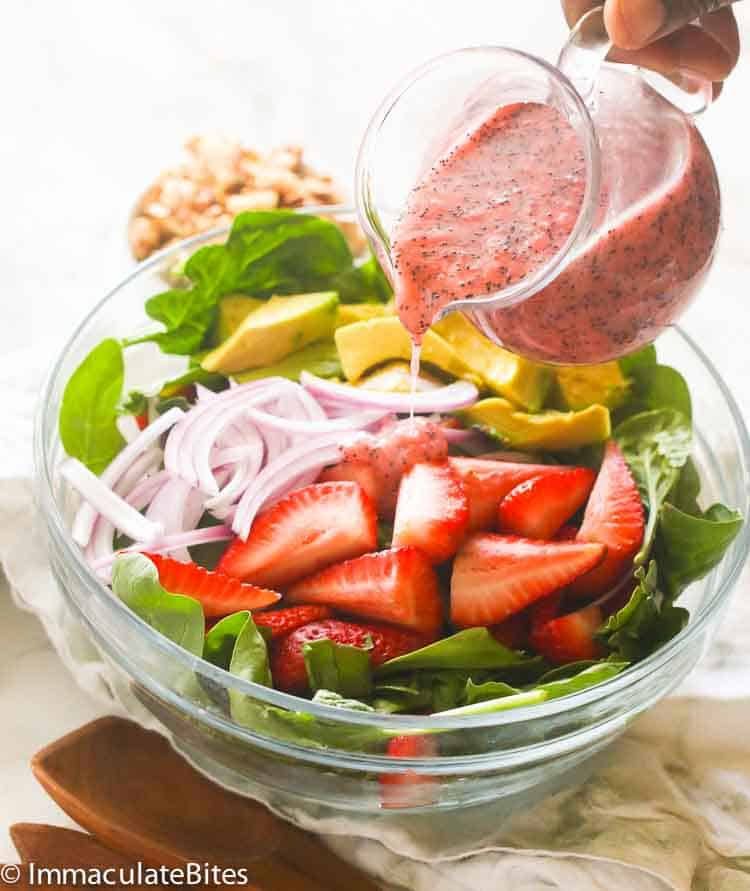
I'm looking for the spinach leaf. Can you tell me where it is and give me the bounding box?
[375,628,533,676]
[226,611,273,689]
[133,211,355,355]
[303,638,373,699]
[619,344,657,375]
[537,661,628,698]
[597,562,688,660]
[332,254,393,303]
[666,457,702,516]
[59,339,126,474]
[311,690,376,712]
[159,364,228,399]
[111,553,204,655]
[618,364,692,422]
[464,679,519,705]
[203,611,252,670]
[119,390,148,418]
[615,408,692,561]
[656,502,743,598]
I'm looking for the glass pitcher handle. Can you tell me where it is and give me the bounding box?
[558,5,715,115]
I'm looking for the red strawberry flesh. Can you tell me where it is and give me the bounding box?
[253,605,333,639]
[143,552,280,618]
[497,467,595,540]
[392,461,469,563]
[288,546,443,634]
[450,533,606,627]
[217,481,377,588]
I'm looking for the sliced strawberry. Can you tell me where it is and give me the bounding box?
[319,460,379,505]
[489,611,530,650]
[497,467,595,540]
[342,418,449,517]
[449,458,568,531]
[288,546,443,634]
[450,534,606,627]
[380,735,440,809]
[569,441,645,598]
[253,605,333,639]
[392,461,469,563]
[217,481,377,588]
[530,594,604,664]
[143,553,281,618]
[271,618,430,693]
[555,524,579,541]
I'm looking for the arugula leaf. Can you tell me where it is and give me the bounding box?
[597,562,688,660]
[111,553,204,655]
[133,211,355,355]
[59,339,126,474]
[615,408,692,561]
[303,638,373,699]
[656,502,743,598]
[375,628,534,676]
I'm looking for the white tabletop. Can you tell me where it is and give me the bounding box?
[2,0,750,871]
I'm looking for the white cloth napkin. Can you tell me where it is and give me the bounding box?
[5,345,750,891]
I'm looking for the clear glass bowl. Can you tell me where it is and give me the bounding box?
[34,207,750,824]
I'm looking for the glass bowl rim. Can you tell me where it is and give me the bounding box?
[34,204,750,737]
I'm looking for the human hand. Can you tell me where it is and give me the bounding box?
[561,0,740,96]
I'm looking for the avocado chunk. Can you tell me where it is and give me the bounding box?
[554,363,630,410]
[458,397,610,451]
[203,291,339,374]
[233,340,342,383]
[357,361,443,393]
[433,313,551,411]
[336,303,391,329]
[335,317,481,385]
[212,295,264,345]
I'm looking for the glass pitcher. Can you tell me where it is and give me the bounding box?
[355,6,721,365]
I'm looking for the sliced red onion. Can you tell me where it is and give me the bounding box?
[63,458,163,546]
[116,414,143,443]
[205,427,264,512]
[72,407,183,548]
[232,434,362,540]
[146,476,207,562]
[91,524,233,572]
[243,406,389,436]
[113,447,163,496]
[300,372,479,413]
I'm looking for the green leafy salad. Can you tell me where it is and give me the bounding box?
[57,210,744,745]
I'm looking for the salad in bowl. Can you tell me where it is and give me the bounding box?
[45,207,747,812]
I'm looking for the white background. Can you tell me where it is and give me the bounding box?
[1,0,749,867]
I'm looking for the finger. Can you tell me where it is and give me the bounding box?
[608,23,735,81]
[561,0,599,28]
[604,0,668,50]
[699,7,740,69]
[712,80,724,100]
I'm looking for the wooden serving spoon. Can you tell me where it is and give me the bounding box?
[10,824,172,890]
[31,716,381,891]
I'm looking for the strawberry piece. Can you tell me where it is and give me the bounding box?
[449,458,570,531]
[392,461,469,563]
[530,594,604,664]
[253,605,333,639]
[135,411,149,431]
[271,618,430,693]
[319,460,379,504]
[288,546,443,634]
[489,611,530,650]
[497,467,595,540]
[217,481,377,588]
[450,533,606,627]
[342,418,449,517]
[143,553,281,618]
[380,735,440,809]
[555,524,579,541]
[569,441,645,597]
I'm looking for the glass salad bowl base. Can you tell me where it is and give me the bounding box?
[35,212,750,820]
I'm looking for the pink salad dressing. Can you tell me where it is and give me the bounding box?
[391,90,720,365]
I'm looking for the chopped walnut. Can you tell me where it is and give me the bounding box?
[129,134,348,260]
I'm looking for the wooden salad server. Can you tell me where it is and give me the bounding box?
[10,824,171,890]
[31,716,382,891]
